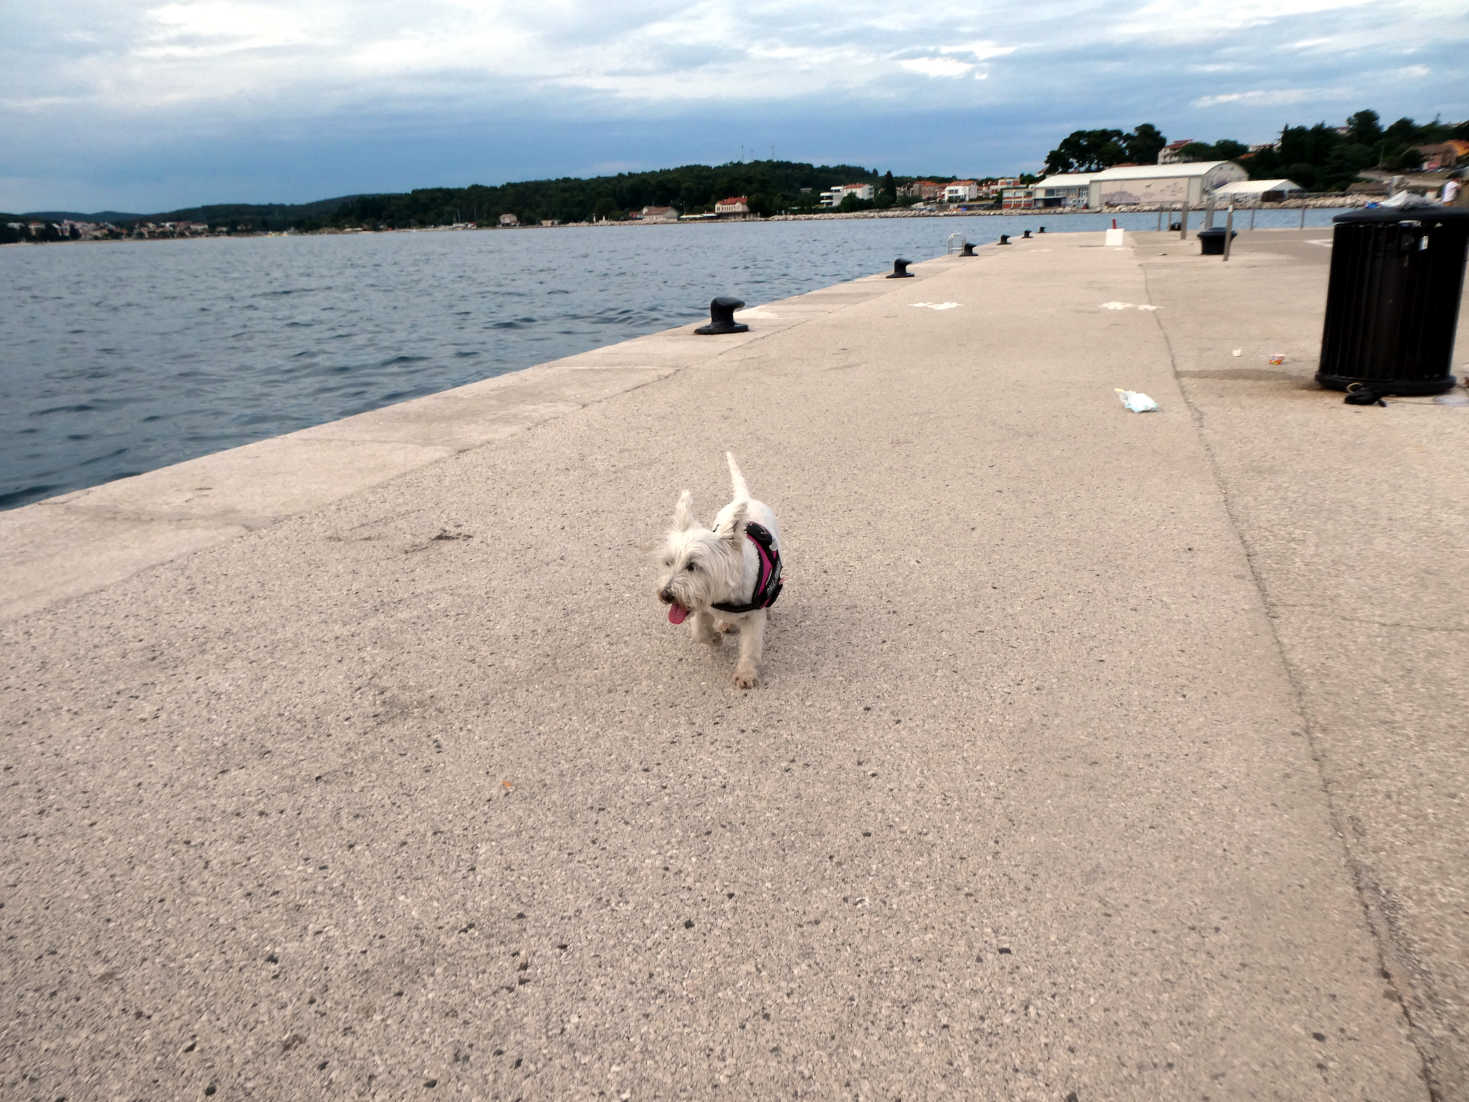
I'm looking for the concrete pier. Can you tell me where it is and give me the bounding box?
[3,229,1466,1099]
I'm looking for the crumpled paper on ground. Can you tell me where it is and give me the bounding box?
[1115,388,1159,413]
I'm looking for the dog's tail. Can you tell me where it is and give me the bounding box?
[726,451,750,501]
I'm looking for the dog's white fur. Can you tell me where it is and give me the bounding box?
[655,452,781,689]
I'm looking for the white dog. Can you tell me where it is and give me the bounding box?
[656,452,783,688]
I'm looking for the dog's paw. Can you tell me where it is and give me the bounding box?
[733,666,759,689]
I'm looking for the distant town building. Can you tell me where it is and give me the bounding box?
[819,183,875,207]
[1031,172,1101,209]
[943,180,980,202]
[639,205,679,223]
[1000,186,1035,210]
[1413,141,1469,170]
[498,213,519,227]
[714,196,751,215]
[898,180,943,201]
[1157,140,1195,165]
[1210,179,1303,203]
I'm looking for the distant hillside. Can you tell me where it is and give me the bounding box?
[14,195,372,231]
[17,210,143,222]
[331,161,901,228]
[7,161,924,234]
[146,195,370,230]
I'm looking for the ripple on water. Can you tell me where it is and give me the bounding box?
[0,484,61,510]
[78,447,129,468]
[32,402,101,417]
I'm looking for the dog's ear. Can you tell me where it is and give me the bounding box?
[673,490,696,531]
[725,501,747,544]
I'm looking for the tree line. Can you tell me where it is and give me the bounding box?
[328,160,900,228]
[1044,110,1469,191]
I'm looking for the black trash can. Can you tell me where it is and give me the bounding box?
[1198,227,1237,255]
[1317,205,1469,395]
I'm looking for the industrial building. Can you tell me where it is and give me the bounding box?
[1209,179,1303,203]
[1031,172,1103,209]
[1088,161,1248,207]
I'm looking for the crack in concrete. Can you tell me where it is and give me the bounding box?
[1141,257,1441,1101]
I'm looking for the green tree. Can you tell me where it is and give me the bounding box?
[1246,144,1282,179]
[1324,143,1375,189]
[1383,116,1420,146]
[1346,109,1382,148]
[1124,123,1167,165]
[1287,162,1318,190]
[1386,146,1424,172]
[1043,128,1127,173]
[1176,141,1215,162]
[747,192,777,217]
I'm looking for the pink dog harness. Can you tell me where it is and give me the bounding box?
[712,522,783,614]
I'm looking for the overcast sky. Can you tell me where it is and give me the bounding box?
[3,0,1466,213]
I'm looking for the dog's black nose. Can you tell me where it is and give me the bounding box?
[658,589,674,604]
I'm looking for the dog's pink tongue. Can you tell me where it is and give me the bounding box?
[668,604,688,625]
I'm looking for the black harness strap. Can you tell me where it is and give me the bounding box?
[711,521,783,614]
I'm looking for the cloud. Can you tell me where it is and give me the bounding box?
[1107,0,1376,43]
[2,0,1467,211]
[140,1,320,57]
[897,57,978,79]
[1192,87,1345,109]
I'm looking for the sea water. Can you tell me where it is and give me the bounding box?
[0,209,1348,509]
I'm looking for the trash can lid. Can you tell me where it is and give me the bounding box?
[1334,203,1469,226]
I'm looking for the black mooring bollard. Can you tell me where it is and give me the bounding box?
[886,258,914,278]
[998,234,1011,245]
[1038,226,1046,234]
[960,242,976,256]
[694,296,748,335]
[1022,229,1031,239]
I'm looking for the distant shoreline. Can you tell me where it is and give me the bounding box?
[4,196,1368,245]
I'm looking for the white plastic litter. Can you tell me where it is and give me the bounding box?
[910,302,961,311]
[1099,301,1132,310]
[1115,388,1159,413]
[1232,348,1243,357]
[1379,190,1444,209]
